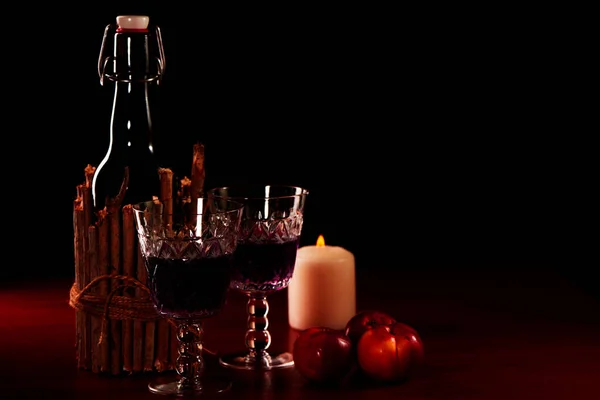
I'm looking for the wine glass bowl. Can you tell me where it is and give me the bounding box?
[133,197,243,396]
[207,185,309,370]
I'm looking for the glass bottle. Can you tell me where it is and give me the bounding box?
[92,15,166,211]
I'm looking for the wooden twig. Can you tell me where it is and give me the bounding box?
[108,203,122,375]
[170,323,179,371]
[83,165,95,226]
[189,143,206,222]
[133,246,147,373]
[122,205,135,373]
[159,168,174,235]
[190,142,206,201]
[88,225,101,373]
[73,200,87,369]
[78,179,93,370]
[96,210,111,373]
[140,243,156,371]
[154,171,173,372]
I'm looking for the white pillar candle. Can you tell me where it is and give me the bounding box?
[288,235,356,331]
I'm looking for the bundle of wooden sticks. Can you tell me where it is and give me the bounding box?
[70,143,206,375]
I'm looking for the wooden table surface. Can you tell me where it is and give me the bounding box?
[1,262,599,399]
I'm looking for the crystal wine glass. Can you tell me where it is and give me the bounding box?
[133,197,243,396]
[207,185,309,370]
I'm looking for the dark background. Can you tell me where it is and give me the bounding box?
[4,4,593,293]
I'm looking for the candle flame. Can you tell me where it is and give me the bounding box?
[316,235,325,247]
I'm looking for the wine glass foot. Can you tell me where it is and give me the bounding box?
[148,376,232,397]
[219,351,294,370]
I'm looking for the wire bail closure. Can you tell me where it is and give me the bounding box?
[97,23,166,86]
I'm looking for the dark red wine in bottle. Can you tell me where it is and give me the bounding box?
[92,15,166,211]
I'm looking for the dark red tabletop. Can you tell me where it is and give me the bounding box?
[1,262,599,399]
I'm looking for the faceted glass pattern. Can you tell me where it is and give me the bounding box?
[134,200,243,259]
[239,210,304,244]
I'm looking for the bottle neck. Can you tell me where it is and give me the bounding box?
[92,79,160,210]
[113,80,152,112]
[110,80,156,148]
[112,31,153,81]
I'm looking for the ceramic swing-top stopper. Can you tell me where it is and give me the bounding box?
[116,15,150,30]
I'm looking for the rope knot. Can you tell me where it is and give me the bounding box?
[69,274,160,345]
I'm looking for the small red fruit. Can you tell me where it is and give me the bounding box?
[344,310,396,346]
[357,321,424,382]
[293,327,354,383]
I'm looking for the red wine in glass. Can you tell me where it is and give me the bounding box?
[207,184,309,371]
[145,255,233,320]
[231,238,300,293]
[133,192,244,396]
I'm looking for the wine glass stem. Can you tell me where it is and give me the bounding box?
[245,294,271,363]
[175,320,205,391]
